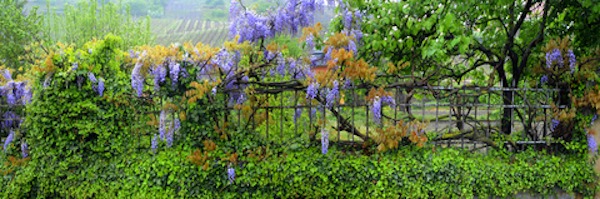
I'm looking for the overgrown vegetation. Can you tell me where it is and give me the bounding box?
[42,0,153,47]
[1,0,600,197]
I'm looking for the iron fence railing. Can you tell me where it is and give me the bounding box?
[0,84,568,151]
[221,84,566,150]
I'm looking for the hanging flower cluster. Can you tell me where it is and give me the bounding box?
[229,0,325,43]
[321,129,329,154]
[0,70,32,106]
[152,105,182,151]
[0,69,31,158]
[366,88,396,124]
[539,39,578,85]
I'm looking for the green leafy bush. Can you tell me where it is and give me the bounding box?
[2,145,597,198]
[12,35,144,197]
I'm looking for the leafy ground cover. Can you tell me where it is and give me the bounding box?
[1,144,596,198]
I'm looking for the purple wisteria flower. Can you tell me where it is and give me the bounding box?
[352,29,363,43]
[550,119,560,131]
[540,75,548,85]
[152,65,167,92]
[2,70,12,81]
[324,47,332,62]
[166,117,180,148]
[166,125,174,148]
[265,50,276,61]
[4,130,14,152]
[588,134,597,154]
[567,49,576,73]
[229,0,322,43]
[169,61,180,88]
[236,93,246,104]
[22,87,31,105]
[151,134,158,153]
[325,80,339,108]
[306,82,319,99]
[14,82,24,99]
[294,108,302,123]
[381,95,396,109]
[227,166,235,184]
[343,79,352,89]
[545,48,563,68]
[592,114,598,126]
[97,78,105,96]
[5,83,16,105]
[347,39,357,54]
[306,34,315,50]
[371,97,382,124]
[131,62,144,97]
[129,50,136,59]
[21,141,28,158]
[88,72,97,83]
[277,56,286,77]
[159,110,167,140]
[343,8,353,29]
[212,87,217,95]
[180,67,189,79]
[174,117,181,132]
[72,63,79,71]
[321,129,329,154]
[289,59,297,70]
[2,111,18,129]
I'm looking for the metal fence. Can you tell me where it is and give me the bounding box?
[0,84,566,152]
[221,84,566,150]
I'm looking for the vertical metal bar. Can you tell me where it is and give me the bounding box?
[395,86,399,125]
[461,87,465,149]
[309,97,313,141]
[435,89,439,147]
[422,91,425,123]
[447,88,451,148]
[510,89,515,137]
[351,87,356,142]
[322,101,326,142]
[473,88,477,150]
[544,88,549,138]
[237,105,241,131]
[522,88,527,141]
[366,91,369,140]
[487,89,492,141]
[266,94,269,140]
[294,90,298,136]
[337,93,341,142]
[280,91,284,141]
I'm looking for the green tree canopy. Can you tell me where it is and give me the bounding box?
[344,0,600,134]
[0,0,43,69]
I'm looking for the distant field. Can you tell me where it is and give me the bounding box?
[151,18,229,47]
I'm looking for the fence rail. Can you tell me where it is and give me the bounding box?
[221,84,565,150]
[0,84,567,152]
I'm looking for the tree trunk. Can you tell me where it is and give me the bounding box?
[501,89,514,135]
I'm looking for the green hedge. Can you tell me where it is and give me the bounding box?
[2,145,597,198]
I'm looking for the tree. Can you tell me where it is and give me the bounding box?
[0,0,43,69]
[549,0,600,52]
[345,0,597,135]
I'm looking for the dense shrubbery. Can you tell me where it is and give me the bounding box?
[2,144,597,198]
[1,0,600,197]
